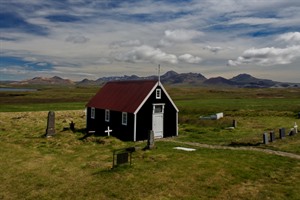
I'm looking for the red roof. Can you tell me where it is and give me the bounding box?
[86,80,158,113]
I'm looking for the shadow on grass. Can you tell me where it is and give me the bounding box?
[92,164,133,175]
[229,141,262,147]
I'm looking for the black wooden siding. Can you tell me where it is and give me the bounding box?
[136,85,177,141]
[86,108,134,141]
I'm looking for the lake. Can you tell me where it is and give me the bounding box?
[0,88,37,92]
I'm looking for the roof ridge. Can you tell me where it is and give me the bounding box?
[106,79,157,83]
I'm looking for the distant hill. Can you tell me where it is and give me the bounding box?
[8,71,300,88]
[160,71,207,84]
[229,74,276,88]
[11,76,74,85]
[203,77,236,86]
[76,71,207,86]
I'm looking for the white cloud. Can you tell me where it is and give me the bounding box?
[203,45,223,53]
[164,29,204,42]
[178,54,202,64]
[23,57,38,62]
[115,46,203,65]
[65,34,89,44]
[111,40,142,48]
[115,45,178,64]
[228,17,279,25]
[0,66,27,75]
[228,46,300,66]
[277,32,300,43]
[158,39,173,47]
[36,62,48,67]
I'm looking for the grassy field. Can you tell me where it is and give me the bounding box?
[0,86,98,112]
[0,86,300,199]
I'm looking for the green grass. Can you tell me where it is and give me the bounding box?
[1,121,299,199]
[0,85,98,112]
[0,86,300,199]
[1,102,85,112]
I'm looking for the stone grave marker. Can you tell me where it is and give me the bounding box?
[269,131,275,142]
[117,152,129,165]
[45,111,55,137]
[146,130,155,149]
[294,122,298,134]
[232,120,237,128]
[69,121,75,131]
[279,128,285,139]
[289,128,295,136]
[112,147,135,168]
[263,133,268,144]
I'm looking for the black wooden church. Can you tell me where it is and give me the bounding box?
[86,79,179,141]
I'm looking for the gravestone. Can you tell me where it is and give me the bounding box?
[294,122,298,134]
[232,120,237,128]
[112,147,134,168]
[279,128,285,139]
[146,130,155,149]
[263,133,268,144]
[289,128,295,136]
[269,131,275,142]
[69,121,75,131]
[117,152,129,165]
[45,111,55,137]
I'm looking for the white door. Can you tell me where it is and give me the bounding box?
[153,104,164,138]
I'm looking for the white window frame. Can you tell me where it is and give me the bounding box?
[156,88,161,99]
[153,103,165,114]
[105,109,110,122]
[122,112,127,125]
[91,107,95,119]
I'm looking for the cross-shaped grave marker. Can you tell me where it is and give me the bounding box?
[105,126,112,136]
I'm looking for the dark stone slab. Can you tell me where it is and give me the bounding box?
[232,120,237,128]
[45,111,55,137]
[279,128,285,139]
[146,130,155,149]
[263,133,268,144]
[269,131,275,142]
[117,152,129,165]
[69,121,75,131]
[112,147,134,168]
[289,129,295,136]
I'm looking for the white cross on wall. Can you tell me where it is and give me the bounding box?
[105,126,112,136]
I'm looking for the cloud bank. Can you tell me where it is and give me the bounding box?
[1,0,300,81]
[115,45,178,64]
[228,32,300,67]
[228,46,300,66]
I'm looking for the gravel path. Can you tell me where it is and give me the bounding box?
[163,139,300,160]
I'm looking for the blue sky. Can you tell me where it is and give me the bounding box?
[1,0,300,82]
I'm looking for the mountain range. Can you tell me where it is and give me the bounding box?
[7,71,300,88]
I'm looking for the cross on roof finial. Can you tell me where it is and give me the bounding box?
[158,64,161,85]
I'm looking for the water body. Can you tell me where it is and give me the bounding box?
[0,88,37,92]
